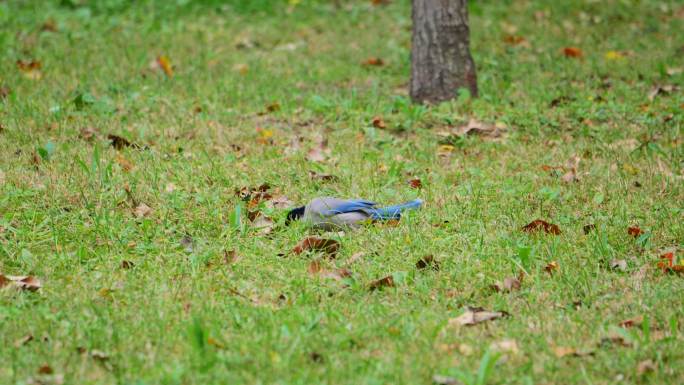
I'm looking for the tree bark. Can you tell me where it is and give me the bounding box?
[410,0,477,104]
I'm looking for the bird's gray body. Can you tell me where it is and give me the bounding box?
[303,197,371,230]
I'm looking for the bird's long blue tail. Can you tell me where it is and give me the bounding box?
[369,199,423,220]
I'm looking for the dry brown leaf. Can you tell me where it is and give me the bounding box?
[79,127,98,140]
[134,203,152,218]
[554,346,594,358]
[224,249,241,265]
[491,339,519,354]
[618,316,644,328]
[450,118,507,139]
[408,178,422,189]
[0,274,42,291]
[503,35,527,46]
[16,60,42,79]
[637,359,656,375]
[37,364,54,375]
[583,224,596,234]
[266,195,294,209]
[361,57,384,66]
[416,255,440,270]
[492,277,521,293]
[307,260,352,281]
[309,171,339,182]
[306,137,330,162]
[346,252,366,266]
[561,155,581,183]
[449,307,507,326]
[14,334,34,348]
[563,47,583,58]
[627,226,644,238]
[522,219,561,235]
[0,86,10,100]
[544,261,560,275]
[369,275,394,291]
[648,84,678,101]
[108,134,139,150]
[249,212,274,235]
[292,237,340,258]
[371,116,386,129]
[120,260,135,269]
[115,154,134,172]
[610,259,627,271]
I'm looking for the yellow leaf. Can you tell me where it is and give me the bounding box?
[156,55,173,77]
[605,51,623,60]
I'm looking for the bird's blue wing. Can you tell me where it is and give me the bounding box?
[319,199,376,217]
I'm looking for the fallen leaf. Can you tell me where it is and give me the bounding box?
[437,144,455,157]
[266,195,294,209]
[249,212,274,235]
[563,47,583,58]
[14,335,34,348]
[599,334,633,348]
[292,237,340,258]
[115,154,134,172]
[306,136,330,162]
[637,359,656,375]
[618,316,644,328]
[491,339,519,354]
[369,275,394,291]
[89,350,109,361]
[448,307,507,326]
[627,226,644,238]
[307,260,352,281]
[503,35,526,46]
[432,374,463,385]
[544,261,559,275]
[309,171,339,182]
[79,127,98,140]
[371,116,386,129]
[657,252,684,274]
[16,60,42,79]
[561,155,581,183]
[0,274,42,291]
[492,277,521,293]
[156,55,173,77]
[346,252,366,266]
[408,178,422,189]
[361,57,384,66]
[648,84,678,101]
[265,102,280,113]
[416,255,440,270]
[522,219,561,235]
[610,259,627,271]
[666,67,682,76]
[134,203,152,218]
[37,364,53,375]
[447,118,507,140]
[583,224,596,234]
[224,249,241,265]
[554,346,594,358]
[255,127,274,145]
[108,134,139,150]
[232,63,249,75]
[604,51,624,60]
[235,184,272,206]
[1,86,10,100]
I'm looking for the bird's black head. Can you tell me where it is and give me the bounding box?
[285,206,305,225]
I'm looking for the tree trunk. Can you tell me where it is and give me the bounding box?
[410,0,477,104]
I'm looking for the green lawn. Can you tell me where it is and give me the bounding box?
[1,1,683,384]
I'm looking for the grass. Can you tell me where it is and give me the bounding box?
[1,0,683,384]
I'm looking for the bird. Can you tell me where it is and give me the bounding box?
[286,197,423,230]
